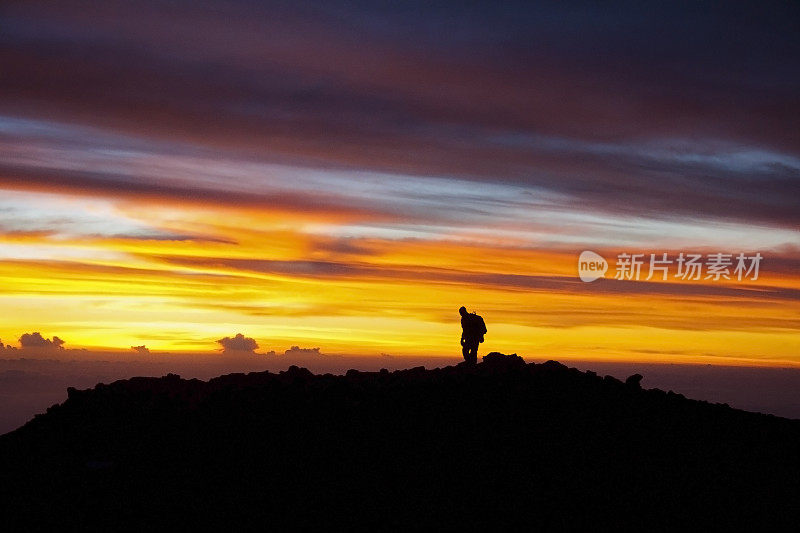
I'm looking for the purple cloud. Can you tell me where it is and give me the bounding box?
[0,1,798,230]
[18,332,65,350]
[284,346,322,358]
[216,334,259,353]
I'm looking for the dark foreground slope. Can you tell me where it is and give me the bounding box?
[1,354,799,531]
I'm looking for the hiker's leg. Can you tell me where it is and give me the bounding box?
[468,342,478,364]
[462,343,470,362]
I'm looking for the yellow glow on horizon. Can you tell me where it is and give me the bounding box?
[0,197,798,367]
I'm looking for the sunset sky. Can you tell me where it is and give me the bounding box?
[1,1,798,365]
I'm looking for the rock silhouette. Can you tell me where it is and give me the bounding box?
[1,353,798,530]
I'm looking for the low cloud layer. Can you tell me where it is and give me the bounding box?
[19,332,65,350]
[0,340,17,352]
[264,346,324,358]
[285,346,322,358]
[216,334,259,354]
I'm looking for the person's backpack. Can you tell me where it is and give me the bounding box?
[472,313,487,343]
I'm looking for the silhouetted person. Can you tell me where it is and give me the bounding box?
[459,306,486,364]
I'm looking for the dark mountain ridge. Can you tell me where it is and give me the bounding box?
[2,353,799,530]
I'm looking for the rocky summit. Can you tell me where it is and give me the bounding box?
[1,353,799,530]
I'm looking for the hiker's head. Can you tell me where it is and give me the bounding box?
[459,306,467,317]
